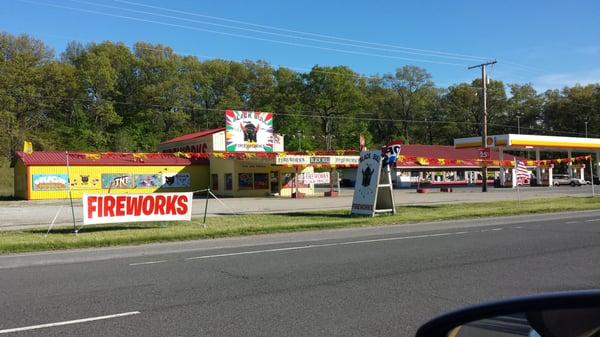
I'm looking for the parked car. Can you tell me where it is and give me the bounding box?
[552,174,585,186]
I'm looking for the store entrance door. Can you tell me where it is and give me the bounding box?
[270,171,279,194]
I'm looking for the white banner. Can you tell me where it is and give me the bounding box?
[83,193,193,225]
[300,172,331,184]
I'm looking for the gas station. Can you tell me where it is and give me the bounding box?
[455,134,600,187]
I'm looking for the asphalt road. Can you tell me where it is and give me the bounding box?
[1,211,599,336]
[1,185,596,229]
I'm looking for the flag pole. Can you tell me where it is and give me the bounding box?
[65,151,77,234]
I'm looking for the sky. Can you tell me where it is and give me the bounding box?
[2,0,600,91]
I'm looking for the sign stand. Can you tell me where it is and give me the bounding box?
[351,151,396,217]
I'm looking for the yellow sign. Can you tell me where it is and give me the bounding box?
[23,141,33,154]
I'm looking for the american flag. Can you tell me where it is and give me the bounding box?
[515,160,530,182]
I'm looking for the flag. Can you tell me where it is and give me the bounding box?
[23,141,33,154]
[515,160,529,184]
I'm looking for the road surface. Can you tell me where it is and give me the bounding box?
[0,185,595,229]
[0,210,599,336]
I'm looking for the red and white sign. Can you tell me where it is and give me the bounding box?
[299,172,331,184]
[83,193,193,225]
[479,148,491,159]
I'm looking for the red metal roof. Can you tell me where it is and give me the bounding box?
[399,144,518,161]
[160,128,225,145]
[15,151,208,166]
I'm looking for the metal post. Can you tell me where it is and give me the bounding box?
[65,151,77,234]
[468,60,497,193]
[517,116,521,134]
[590,156,595,197]
[585,122,588,138]
[203,188,210,226]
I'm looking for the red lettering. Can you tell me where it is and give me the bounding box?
[115,196,126,216]
[104,196,116,217]
[142,196,155,216]
[87,196,97,218]
[126,196,143,216]
[165,195,177,214]
[176,195,188,215]
[155,195,166,215]
[98,196,103,217]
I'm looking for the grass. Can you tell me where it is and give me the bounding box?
[0,158,13,199]
[1,196,599,254]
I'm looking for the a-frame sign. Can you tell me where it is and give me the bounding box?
[351,150,396,216]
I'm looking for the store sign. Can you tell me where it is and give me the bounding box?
[161,173,191,188]
[275,155,359,166]
[83,192,193,225]
[310,156,331,164]
[479,148,491,159]
[225,110,274,152]
[32,174,68,191]
[300,172,330,184]
[351,151,382,214]
[101,174,134,189]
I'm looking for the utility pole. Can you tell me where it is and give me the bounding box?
[468,60,497,192]
[585,121,588,138]
[517,115,521,134]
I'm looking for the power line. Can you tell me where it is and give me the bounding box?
[65,0,490,63]
[115,0,493,62]
[19,0,468,67]
[9,92,595,137]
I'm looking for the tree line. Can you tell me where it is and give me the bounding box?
[1,32,599,161]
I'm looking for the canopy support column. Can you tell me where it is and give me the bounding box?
[535,150,542,185]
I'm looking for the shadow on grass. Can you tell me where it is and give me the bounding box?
[29,223,167,234]
[273,212,352,219]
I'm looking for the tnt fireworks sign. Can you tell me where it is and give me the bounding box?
[82,192,193,225]
[225,110,274,152]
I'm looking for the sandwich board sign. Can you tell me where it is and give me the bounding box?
[351,150,396,216]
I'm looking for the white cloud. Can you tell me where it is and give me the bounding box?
[532,68,600,91]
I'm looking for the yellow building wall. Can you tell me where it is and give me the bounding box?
[27,164,210,200]
[209,158,314,197]
[13,160,27,199]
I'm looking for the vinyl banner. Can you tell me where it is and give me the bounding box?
[83,193,193,225]
[225,110,274,152]
[300,172,331,184]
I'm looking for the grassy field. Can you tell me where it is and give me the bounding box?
[0,196,599,254]
[0,158,13,199]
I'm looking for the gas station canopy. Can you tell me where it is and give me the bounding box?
[455,134,600,152]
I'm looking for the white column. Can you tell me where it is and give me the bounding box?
[548,166,553,186]
[512,167,517,188]
[580,164,585,180]
[499,148,506,186]
[535,150,542,184]
[568,150,573,177]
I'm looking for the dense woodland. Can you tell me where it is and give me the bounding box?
[2,32,600,162]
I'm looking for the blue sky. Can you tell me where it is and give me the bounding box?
[3,0,600,91]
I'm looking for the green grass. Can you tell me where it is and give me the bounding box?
[0,158,13,199]
[1,196,600,254]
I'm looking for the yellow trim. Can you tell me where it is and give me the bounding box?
[455,142,481,149]
[511,140,600,149]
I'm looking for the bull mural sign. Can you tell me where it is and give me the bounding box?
[225,110,274,152]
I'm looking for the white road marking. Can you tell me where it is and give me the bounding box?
[490,228,503,231]
[0,311,140,334]
[129,260,168,266]
[585,219,600,222]
[185,231,472,261]
[565,221,579,224]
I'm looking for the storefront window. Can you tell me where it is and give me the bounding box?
[238,173,253,189]
[225,174,232,190]
[211,174,218,190]
[254,173,269,189]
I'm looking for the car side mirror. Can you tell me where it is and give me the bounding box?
[415,290,600,337]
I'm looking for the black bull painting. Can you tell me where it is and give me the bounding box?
[240,122,259,142]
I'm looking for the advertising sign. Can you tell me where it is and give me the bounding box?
[351,151,383,215]
[82,192,193,225]
[32,174,68,191]
[479,148,491,159]
[161,173,191,188]
[134,174,162,188]
[101,174,134,189]
[225,110,274,152]
[300,172,331,184]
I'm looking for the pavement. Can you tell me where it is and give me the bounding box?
[0,185,596,229]
[0,210,599,336]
